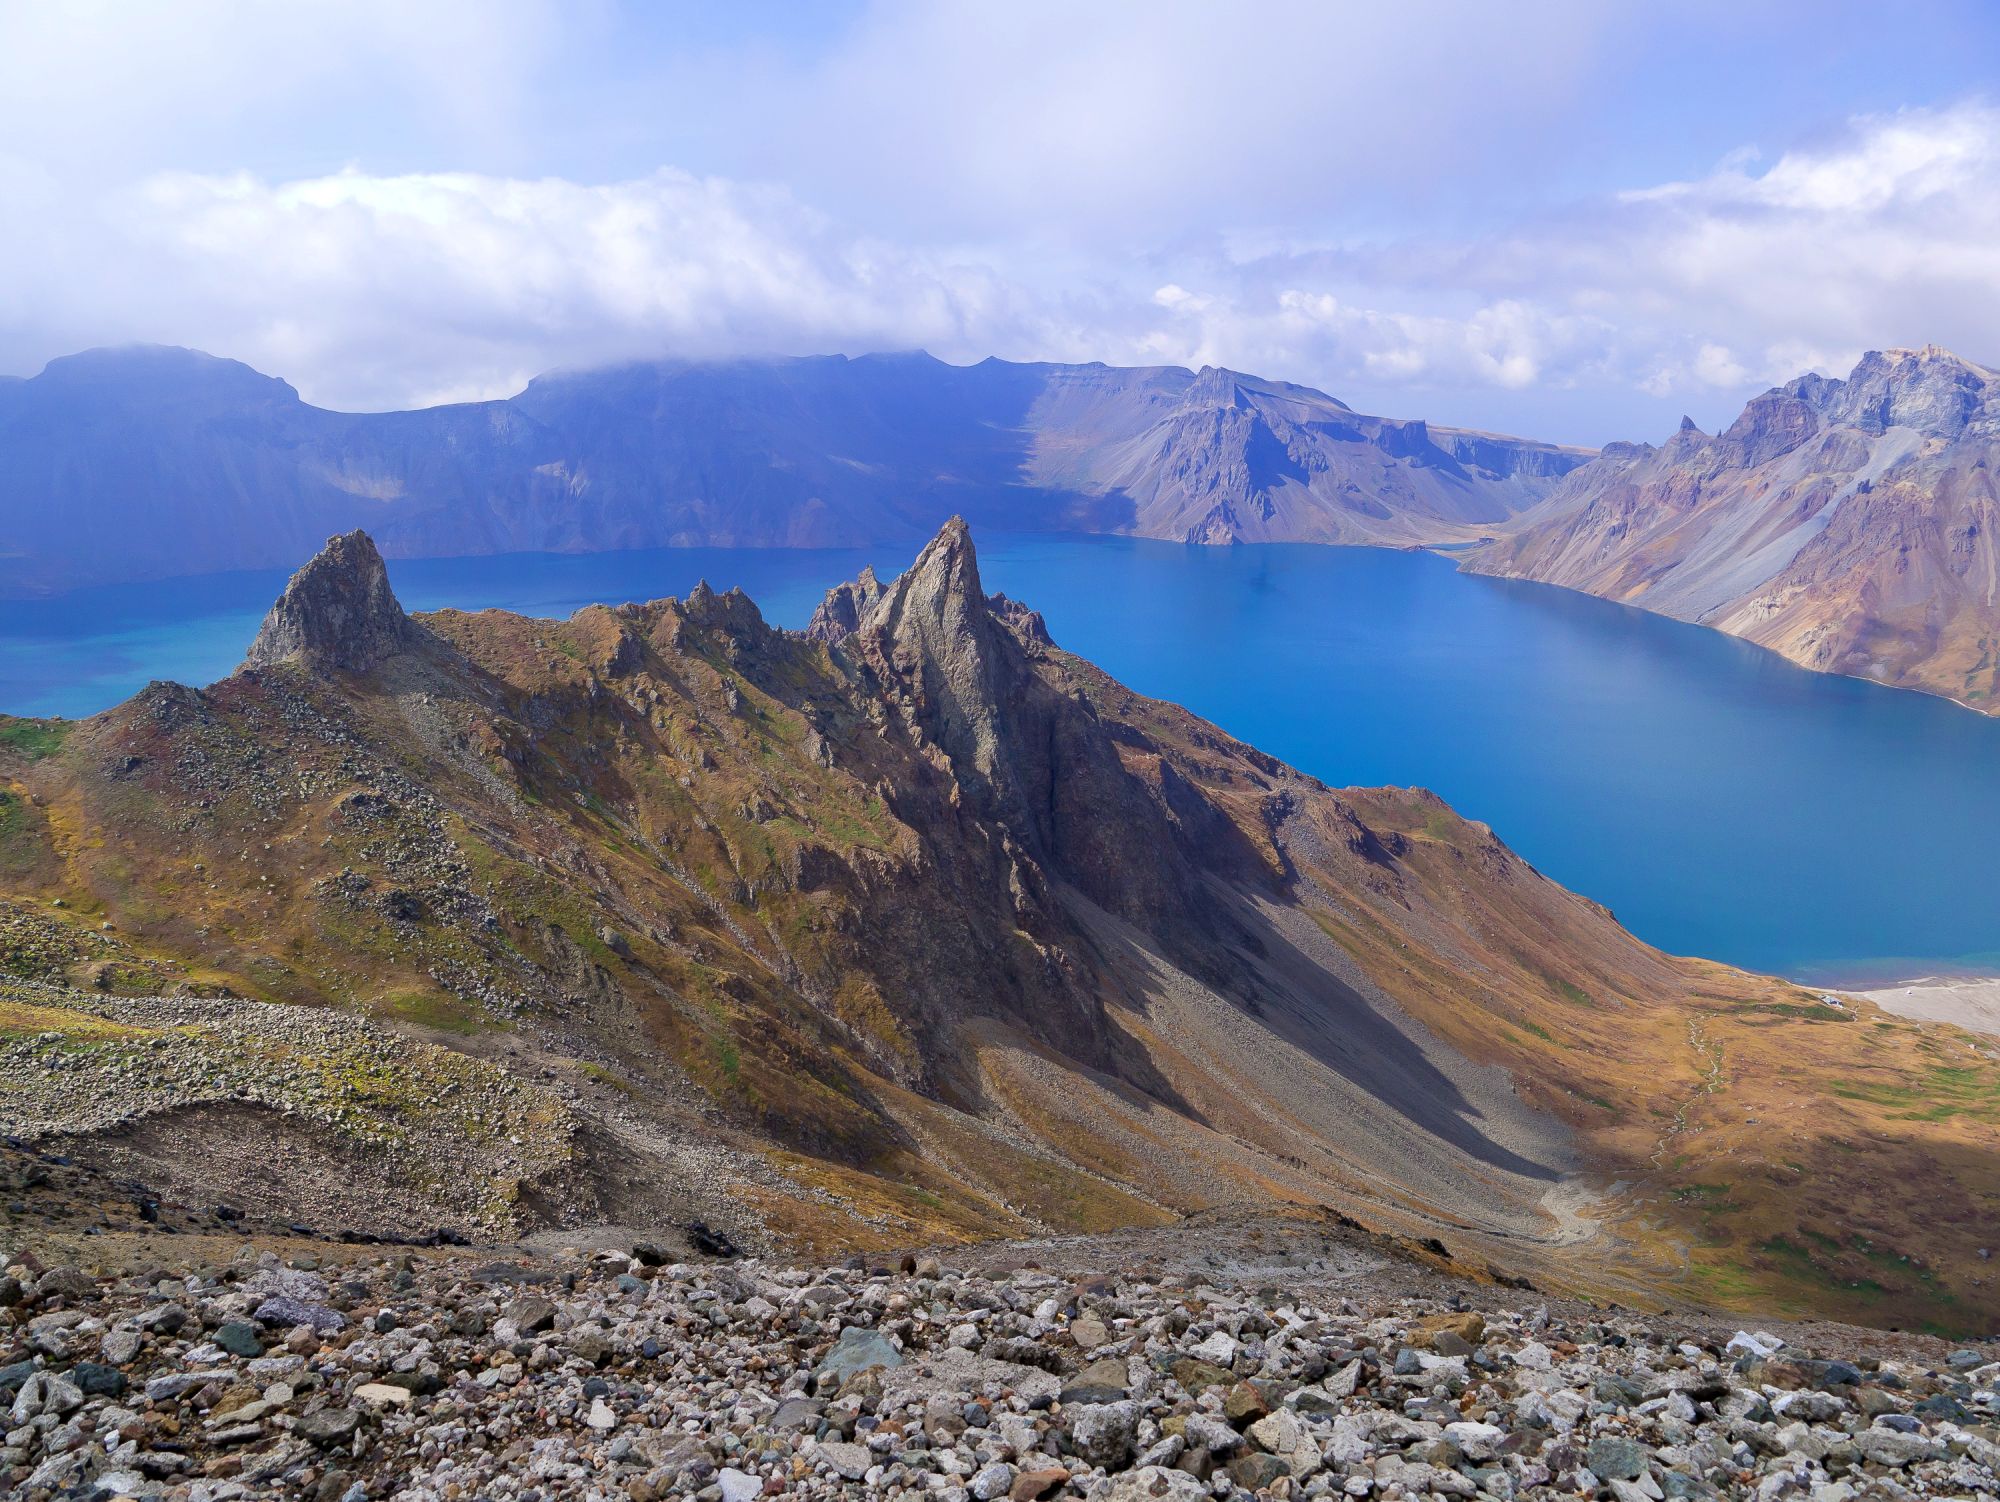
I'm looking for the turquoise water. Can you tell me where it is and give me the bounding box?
[4,534,1998,985]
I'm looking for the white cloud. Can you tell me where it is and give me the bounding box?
[1504,102,2000,393]
[1628,107,1995,215]
[716,0,1622,247]
[0,0,560,174]
[1691,344,1750,389]
[1128,101,2000,430]
[1,3,1998,442]
[5,166,1042,409]
[1136,289,1604,397]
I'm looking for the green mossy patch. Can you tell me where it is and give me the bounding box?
[0,719,71,762]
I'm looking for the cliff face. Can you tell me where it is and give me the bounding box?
[1019,363,1592,547]
[833,518,1208,940]
[1,521,1995,1330]
[0,347,1592,596]
[1468,347,2000,710]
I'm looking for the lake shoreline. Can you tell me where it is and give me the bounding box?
[1849,975,2000,1038]
[6,535,1998,983]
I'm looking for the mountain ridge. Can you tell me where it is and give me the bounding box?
[1467,345,2000,710]
[0,344,1592,597]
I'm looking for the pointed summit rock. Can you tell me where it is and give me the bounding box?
[243,530,416,673]
[863,517,989,652]
[854,517,1019,802]
[837,516,1200,934]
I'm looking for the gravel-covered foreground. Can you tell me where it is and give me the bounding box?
[2,1238,1997,1502]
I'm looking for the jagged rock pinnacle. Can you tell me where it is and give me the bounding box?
[242,530,416,673]
[862,518,994,675]
[682,579,765,633]
[849,517,1021,811]
[805,564,885,644]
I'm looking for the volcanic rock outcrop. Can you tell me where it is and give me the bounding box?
[242,530,419,673]
[804,564,886,644]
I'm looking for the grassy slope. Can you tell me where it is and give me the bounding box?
[1086,667,2000,1333]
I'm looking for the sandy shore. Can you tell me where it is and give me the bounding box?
[1850,975,2000,1036]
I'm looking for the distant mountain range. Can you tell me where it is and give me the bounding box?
[0,345,1589,597]
[9,339,1999,714]
[1468,346,2000,712]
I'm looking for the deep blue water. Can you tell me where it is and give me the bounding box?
[4,535,1998,985]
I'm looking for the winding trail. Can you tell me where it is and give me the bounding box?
[1652,1015,1725,1170]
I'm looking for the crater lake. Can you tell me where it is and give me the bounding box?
[5,534,1998,984]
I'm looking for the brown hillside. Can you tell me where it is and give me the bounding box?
[1,522,1994,1333]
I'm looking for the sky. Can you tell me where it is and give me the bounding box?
[4,1,2000,445]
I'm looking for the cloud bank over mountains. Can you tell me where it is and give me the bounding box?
[3,1,1998,441]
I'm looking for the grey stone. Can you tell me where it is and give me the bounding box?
[1068,1399,1139,1469]
[504,1295,558,1333]
[1107,1465,1210,1500]
[1587,1433,1649,1481]
[255,1296,343,1334]
[71,1361,126,1397]
[969,1461,1016,1500]
[298,1407,363,1447]
[214,1321,264,1358]
[1060,1356,1130,1404]
[30,1267,93,1303]
[815,1326,903,1389]
[817,1439,872,1480]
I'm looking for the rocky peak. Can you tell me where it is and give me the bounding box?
[854,519,1018,803]
[1776,370,1842,410]
[804,564,885,644]
[1721,388,1822,467]
[840,517,1201,935]
[987,592,1054,649]
[242,531,416,674]
[32,344,301,412]
[1830,346,1996,438]
[1597,439,1658,464]
[682,580,766,634]
[1659,416,1713,462]
[1185,366,1252,410]
[861,517,987,643]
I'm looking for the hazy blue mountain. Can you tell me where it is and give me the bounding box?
[0,345,1592,595]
